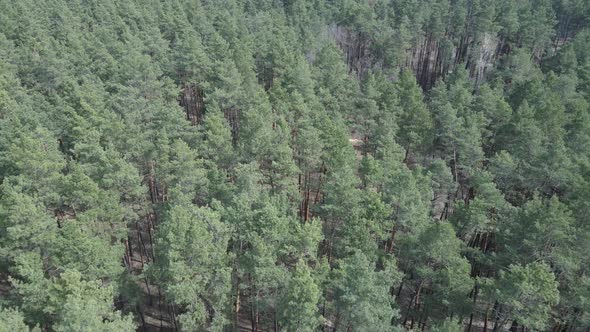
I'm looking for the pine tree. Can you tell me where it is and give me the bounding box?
[487,262,559,331]
[278,260,321,331]
[333,250,401,331]
[0,308,38,332]
[396,69,432,157]
[149,193,231,331]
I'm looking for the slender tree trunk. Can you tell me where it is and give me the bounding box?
[403,281,423,327]
[421,312,429,332]
[397,279,404,297]
[169,304,178,331]
[234,283,240,330]
[137,305,147,332]
[568,313,579,332]
[387,227,396,253]
[136,222,146,267]
[147,215,155,261]
[492,302,502,332]
[124,238,132,268]
[333,312,341,332]
[483,307,489,332]
[322,298,327,331]
[452,148,458,182]
[254,308,260,332]
[404,148,410,164]
[251,304,256,332]
[250,288,259,332]
[158,288,163,331]
[305,186,310,222]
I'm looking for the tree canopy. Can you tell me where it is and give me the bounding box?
[0,0,589,331]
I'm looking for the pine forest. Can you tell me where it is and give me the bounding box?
[0,0,590,331]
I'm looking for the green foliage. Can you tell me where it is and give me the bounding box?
[0,308,39,332]
[0,0,588,330]
[150,195,231,330]
[52,270,135,332]
[333,250,401,331]
[431,318,463,332]
[500,195,579,279]
[278,260,322,331]
[489,262,559,330]
[396,69,432,153]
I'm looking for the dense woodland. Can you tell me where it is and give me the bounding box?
[0,0,590,331]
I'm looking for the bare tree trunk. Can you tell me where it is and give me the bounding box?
[158,288,164,331]
[169,304,178,331]
[138,305,147,332]
[492,302,502,332]
[403,281,424,327]
[250,285,259,332]
[484,307,489,332]
[397,279,404,297]
[234,284,241,330]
